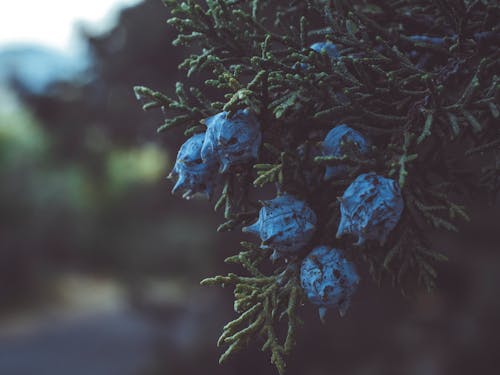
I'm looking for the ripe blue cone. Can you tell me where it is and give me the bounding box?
[321,124,370,180]
[169,133,218,199]
[201,109,261,173]
[337,172,404,245]
[300,246,360,321]
[310,41,340,59]
[242,194,317,255]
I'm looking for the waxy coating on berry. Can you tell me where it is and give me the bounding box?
[300,246,360,321]
[310,41,340,59]
[201,109,261,173]
[321,124,370,180]
[169,132,218,199]
[337,172,404,245]
[242,194,317,255]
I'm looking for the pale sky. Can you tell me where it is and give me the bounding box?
[0,0,142,52]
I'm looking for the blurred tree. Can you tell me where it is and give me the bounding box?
[0,0,239,310]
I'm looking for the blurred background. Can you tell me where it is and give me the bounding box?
[0,1,499,374]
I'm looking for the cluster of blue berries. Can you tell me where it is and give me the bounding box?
[169,111,404,318]
[243,191,361,319]
[243,124,403,318]
[169,109,261,198]
[317,128,403,315]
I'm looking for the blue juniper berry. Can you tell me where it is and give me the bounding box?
[242,194,317,256]
[321,124,370,180]
[201,109,261,173]
[310,41,340,59]
[300,246,360,321]
[337,172,404,245]
[169,132,218,199]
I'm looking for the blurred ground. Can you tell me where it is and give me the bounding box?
[0,1,499,374]
[0,275,151,375]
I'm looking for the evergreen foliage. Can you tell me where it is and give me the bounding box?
[134,0,500,373]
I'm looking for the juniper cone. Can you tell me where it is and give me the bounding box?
[300,246,360,321]
[310,40,340,59]
[201,109,261,173]
[242,194,317,254]
[321,124,370,180]
[134,0,499,373]
[337,173,404,246]
[169,132,218,199]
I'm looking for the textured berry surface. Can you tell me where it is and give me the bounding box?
[201,109,261,173]
[321,124,370,180]
[300,246,360,320]
[337,172,404,245]
[243,194,317,254]
[310,41,340,59]
[170,133,218,199]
